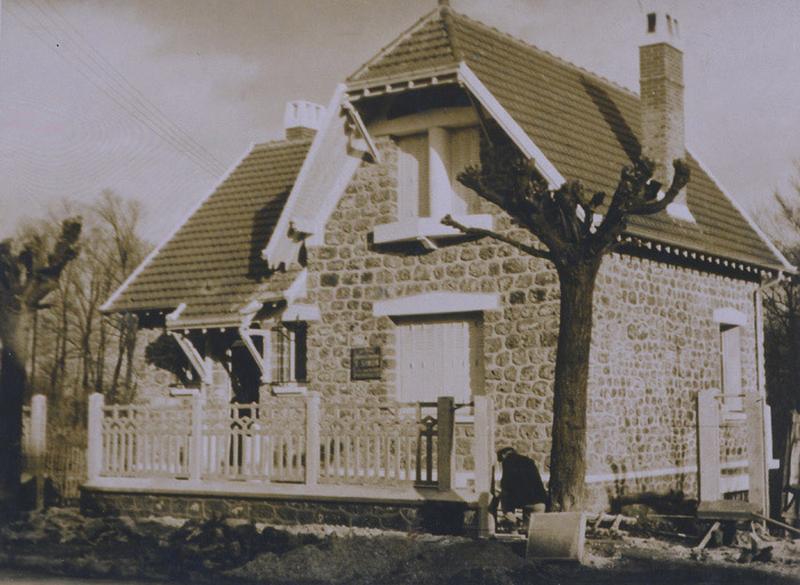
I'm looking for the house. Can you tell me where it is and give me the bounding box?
[87,4,792,529]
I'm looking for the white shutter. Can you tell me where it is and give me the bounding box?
[721,325,743,411]
[396,317,475,403]
[397,134,429,218]
[449,127,480,214]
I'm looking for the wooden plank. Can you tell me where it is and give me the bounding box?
[696,500,761,521]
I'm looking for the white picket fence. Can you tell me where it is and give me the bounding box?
[88,393,495,491]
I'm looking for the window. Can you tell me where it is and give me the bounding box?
[720,324,743,412]
[270,323,307,385]
[395,315,482,404]
[396,126,480,220]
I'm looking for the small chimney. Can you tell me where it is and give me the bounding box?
[284,100,325,141]
[640,11,690,215]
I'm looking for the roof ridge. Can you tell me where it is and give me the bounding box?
[448,9,639,99]
[347,8,444,82]
[439,4,464,62]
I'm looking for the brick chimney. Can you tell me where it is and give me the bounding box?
[284,100,325,141]
[640,11,690,214]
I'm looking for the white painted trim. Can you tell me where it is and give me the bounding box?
[265,85,368,261]
[373,214,494,245]
[165,303,187,323]
[713,307,747,327]
[101,143,257,312]
[263,84,353,267]
[374,292,499,317]
[367,107,478,137]
[457,62,565,189]
[687,146,794,272]
[342,101,382,163]
[169,332,211,386]
[271,383,308,396]
[239,326,270,383]
[285,269,308,304]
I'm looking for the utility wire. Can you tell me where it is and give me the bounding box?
[8,1,226,178]
[35,0,228,175]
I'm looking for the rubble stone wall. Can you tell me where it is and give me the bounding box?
[81,488,475,533]
[303,136,759,509]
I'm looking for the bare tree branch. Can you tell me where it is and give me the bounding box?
[441,214,552,260]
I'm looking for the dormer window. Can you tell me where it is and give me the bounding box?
[370,108,494,246]
[396,126,480,219]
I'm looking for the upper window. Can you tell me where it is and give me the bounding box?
[395,315,482,404]
[396,126,480,220]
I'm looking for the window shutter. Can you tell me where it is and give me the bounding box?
[449,127,480,214]
[396,317,475,404]
[397,134,429,218]
[721,325,743,411]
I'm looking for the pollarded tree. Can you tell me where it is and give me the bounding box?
[444,129,689,511]
[0,219,81,516]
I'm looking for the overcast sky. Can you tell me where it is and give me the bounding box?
[2,0,800,244]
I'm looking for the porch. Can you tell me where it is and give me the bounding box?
[83,392,496,526]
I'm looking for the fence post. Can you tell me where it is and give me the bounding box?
[305,391,320,486]
[87,393,105,482]
[745,394,768,516]
[30,394,47,510]
[697,389,720,502]
[473,395,494,537]
[437,396,455,491]
[190,391,204,481]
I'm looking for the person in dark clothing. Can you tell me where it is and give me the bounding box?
[490,447,547,525]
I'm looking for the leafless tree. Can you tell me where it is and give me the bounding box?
[0,219,81,515]
[445,127,689,511]
[764,191,800,461]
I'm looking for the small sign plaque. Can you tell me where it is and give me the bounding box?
[351,347,382,380]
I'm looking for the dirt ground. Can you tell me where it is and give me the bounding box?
[0,508,798,585]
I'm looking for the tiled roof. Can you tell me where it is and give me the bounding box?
[350,8,787,272]
[105,139,311,324]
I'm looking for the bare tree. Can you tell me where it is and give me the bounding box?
[0,219,81,515]
[445,128,689,511]
[764,192,800,462]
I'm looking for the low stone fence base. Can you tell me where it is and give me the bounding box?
[80,487,477,534]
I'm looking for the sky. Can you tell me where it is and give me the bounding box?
[2,0,800,245]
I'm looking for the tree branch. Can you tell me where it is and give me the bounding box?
[629,159,691,215]
[441,215,552,261]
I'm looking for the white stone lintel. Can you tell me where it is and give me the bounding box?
[373,291,500,317]
[713,307,747,327]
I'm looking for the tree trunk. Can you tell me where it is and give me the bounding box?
[547,260,601,511]
[0,311,31,517]
[122,315,138,402]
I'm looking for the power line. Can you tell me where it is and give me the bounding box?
[35,0,228,175]
[7,1,227,178]
[12,0,224,177]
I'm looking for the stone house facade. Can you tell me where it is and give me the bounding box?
[100,4,792,514]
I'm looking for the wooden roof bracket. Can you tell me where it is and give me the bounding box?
[168,330,211,386]
[342,101,382,164]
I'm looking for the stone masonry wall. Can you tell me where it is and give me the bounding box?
[299,135,758,510]
[81,488,475,534]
